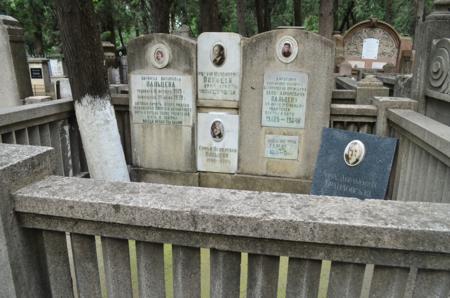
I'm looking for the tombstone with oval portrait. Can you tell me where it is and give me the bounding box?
[311,128,398,199]
[128,34,197,172]
[239,29,334,180]
[197,32,242,104]
[197,113,239,173]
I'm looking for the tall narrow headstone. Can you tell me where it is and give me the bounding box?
[128,34,197,172]
[239,29,334,179]
[0,16,32,107]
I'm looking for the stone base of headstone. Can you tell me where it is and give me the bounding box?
[130,168,199,187]
[24,95,52,105]
[130,167,311,194]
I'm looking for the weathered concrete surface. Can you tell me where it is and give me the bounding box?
[0,144,55,297]
[131,167,199,186]
[0,15,32,107]
[239,29,334,179]
[128,34,197,172]
[355,75,389,104]
[13,175,450,254]
[372,97,417,136]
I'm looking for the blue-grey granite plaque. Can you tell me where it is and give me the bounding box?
[311,128,398,199]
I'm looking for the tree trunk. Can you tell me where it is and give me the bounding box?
[151,0,171,33]
[237,0,247,35]
[339,0,354,32]
[319,0,334,38]
[413,0,425,43]
[29,1,45,56]
[104,0,116,46]
[199,0,221,32]
[54,0,129,182]
[140,0,150,34]
[293,0,303,26]
[255,0,271,32]
[385,0,393,24]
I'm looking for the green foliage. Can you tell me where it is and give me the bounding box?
[0,0,438,54]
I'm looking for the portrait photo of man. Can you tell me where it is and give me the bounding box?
[344,140,365,166]
[210,120,224,142]
[282,42,292,58]
[212,44,225,66]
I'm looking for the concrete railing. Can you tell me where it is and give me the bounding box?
[1,143,450,297]
[388,109,450,203]
[330,104,377,134]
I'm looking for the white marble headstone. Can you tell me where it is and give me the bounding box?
[197,33,242,102]
[197,113,239,173]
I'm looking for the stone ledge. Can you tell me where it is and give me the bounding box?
[387,109,450,158]
[14,175,450,254]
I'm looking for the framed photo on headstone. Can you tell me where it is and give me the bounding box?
[311,128,398,199]
[197,32,242,101]
[197,113,239,173]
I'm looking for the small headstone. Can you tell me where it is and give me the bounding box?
[58,78,72,98]
[197,113,239,173]
[339,61,353,76]
[24,95,52,105]
[311,128,397,199]
[239,29,334,179]
[197,32,242,104]
[128,34,197,172]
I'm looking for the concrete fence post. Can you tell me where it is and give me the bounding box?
[356,75,389,105]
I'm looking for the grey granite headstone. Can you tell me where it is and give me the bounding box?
[311,128,397,199]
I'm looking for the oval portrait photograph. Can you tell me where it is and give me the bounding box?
[276,36,299,64]
[211,43,226,67]
[210,120,225,142]
[343,140,366,167]
[149,43,170,69]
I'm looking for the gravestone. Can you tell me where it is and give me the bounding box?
[0,15,32,107]
[128,34,196,172]
[239,29,334,179]
[311,128,397,199]
[197,32,242,107]
[49,58,65,77]
[342,19,404,71]
[197,112,239,173]
[28,58,52,96]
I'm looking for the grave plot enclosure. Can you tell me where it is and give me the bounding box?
[128,34,196,172]
[239,29,334,179]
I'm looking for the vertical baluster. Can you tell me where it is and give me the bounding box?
[136,241,165,298]
[367,265,408,297]
[286,258,321,298]
[412,269,450,298]
[1,132,15,144]
[327,261,365,298]
[15,128,29,145]
[68,116,81,176]
[49,121,65,176]
[210,249,241,298]
[172,245,201,298]
[102,237,133,298]
[60,120,73,176]
[27,126,41,145]
[70,234,102,298]
[39,124,52,146]
[42,231,74,297]
[247,254,279,298]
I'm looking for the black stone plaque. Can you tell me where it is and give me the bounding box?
[311,128,397,199]
[30,68,43,79]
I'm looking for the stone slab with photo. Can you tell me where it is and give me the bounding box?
[197,32,242,105]
[197,113,239,173]
[311,128,398,199]
[239,29,334,179]
[128,34,196,172]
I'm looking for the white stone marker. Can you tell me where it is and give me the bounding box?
[197,113,239,173]
[128,34,196,172]
[197,33,242,102]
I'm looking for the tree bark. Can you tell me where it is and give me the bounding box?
[54,0,129,182]
[293,0,303,26]
[319,0,334,39]
[140,0,150,34]
[255,0,271,32]
[385,0,393,24]
[151,0,171,33]
[413,0,425,43]
[237,0,247,35]
[104,0,116,46]
[199,0,221,32]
